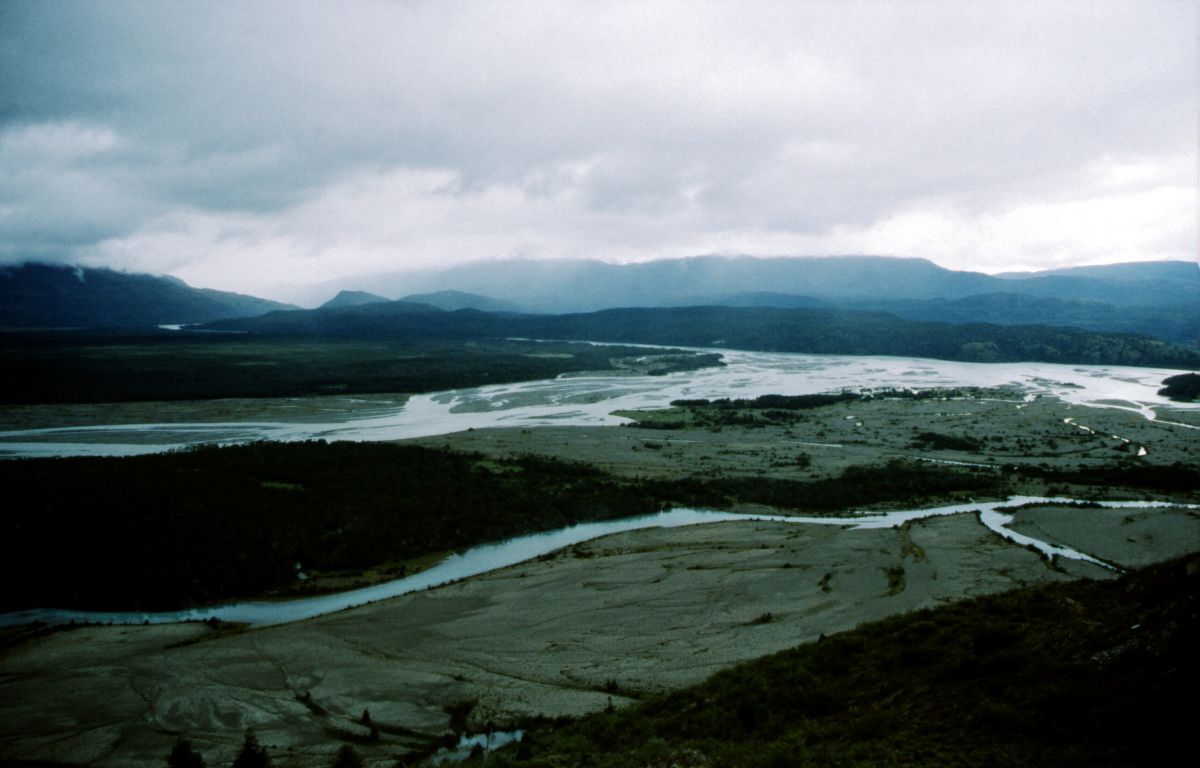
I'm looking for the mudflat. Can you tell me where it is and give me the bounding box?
[415,394,1199,490]
[2,392,1197,766]
[2,511,1115,767]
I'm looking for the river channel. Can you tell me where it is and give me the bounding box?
[1,346,1196,458]
[3,496,1193,630]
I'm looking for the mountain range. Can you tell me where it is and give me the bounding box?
[313,256,1198,347]
[311,256,1199,313]
[2,257,1196,350]
[319,290,390,309]
[0,263,294,328]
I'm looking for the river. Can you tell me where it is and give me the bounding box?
[3,496,1193,630]
[1,346,1196,458]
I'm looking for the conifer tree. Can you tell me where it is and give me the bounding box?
[231,729,270,768]
[167,737,205,768]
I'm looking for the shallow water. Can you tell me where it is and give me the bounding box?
[3,496,1192,630]
[1,347,1196,458]
[431,730,525,764]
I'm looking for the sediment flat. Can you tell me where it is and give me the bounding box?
[2,392,1196,766]
[0,507,1145,768]
[1008,505,1200,568]
[413,395,1199,488]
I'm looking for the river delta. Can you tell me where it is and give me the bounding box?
[1,347,1198,766]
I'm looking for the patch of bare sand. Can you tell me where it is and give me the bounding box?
[0,513,1097,768]
[0,394,410,431]
[1008,505,1200,568]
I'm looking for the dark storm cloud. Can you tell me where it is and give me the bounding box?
[0,1,1194,299]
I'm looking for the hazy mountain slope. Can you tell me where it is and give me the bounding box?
[0,263,294,328]
[667,292,833,310]
[843,294,1195,348]
[220,299,445,335]
[333,256,997,311]
[670,290,1196,347]
[398,289,523,312]
[996,260,1199,282]
[986,274,1196,307]
[320,289,390,308]
[317,256,1198,313]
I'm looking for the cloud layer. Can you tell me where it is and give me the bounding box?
[1,0,1194,300]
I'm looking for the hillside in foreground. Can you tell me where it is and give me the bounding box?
[495,554,1199,768]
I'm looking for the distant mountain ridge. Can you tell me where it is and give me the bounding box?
[315,255,1198,314]
[397,290,523,313]
[320,290,391,309]
[696,291,1197,348]
[0,263,295,328]
[3,257,1195,347]
[312,256,1196,346]
[994,261,1199,282]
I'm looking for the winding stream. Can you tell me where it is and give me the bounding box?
[3,496,1192,630]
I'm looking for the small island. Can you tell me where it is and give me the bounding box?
[1159,372,1200,402]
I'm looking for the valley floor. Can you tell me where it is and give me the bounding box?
[414,392,1199,492]
[1,393,1198,766]
[6,503,1198,768]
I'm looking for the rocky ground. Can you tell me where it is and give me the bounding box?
[416,393,1199,493]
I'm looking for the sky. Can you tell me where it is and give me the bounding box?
[1,0,1196,301]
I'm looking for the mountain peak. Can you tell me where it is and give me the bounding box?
[320,289,390,309]
[398,290,521,313]
[0,262,294,328]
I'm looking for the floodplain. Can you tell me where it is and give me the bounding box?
[0,346,1197,767]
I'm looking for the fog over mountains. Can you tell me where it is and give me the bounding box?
[2,256,1196,349]
[0,263,294,328]
[310,256,1200,347]
[316,256,1199,312]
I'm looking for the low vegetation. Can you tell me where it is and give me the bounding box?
[641,459,1004,512]
[0,441,660,611]
[208,304,1200,368]
[0,334,720,404]
[624,389,1014,430]
[5,435,1191,614]
[2,442,1003,613]
[1021,462,1200,493]
[1158,372,1200,402]
[911,431,984,452]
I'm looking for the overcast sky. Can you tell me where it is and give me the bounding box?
[1,0,1195,300]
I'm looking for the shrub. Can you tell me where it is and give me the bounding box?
[166,737,205,768]
[231,730,270,768]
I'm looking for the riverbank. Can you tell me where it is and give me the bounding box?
[1,499,1195,766]
[4,389,1196,614]
[412,391,1199,496]
[0,335,722,405]
[498,553,1200,768]
[2,376,1197,766]
[4,348,1198,459]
